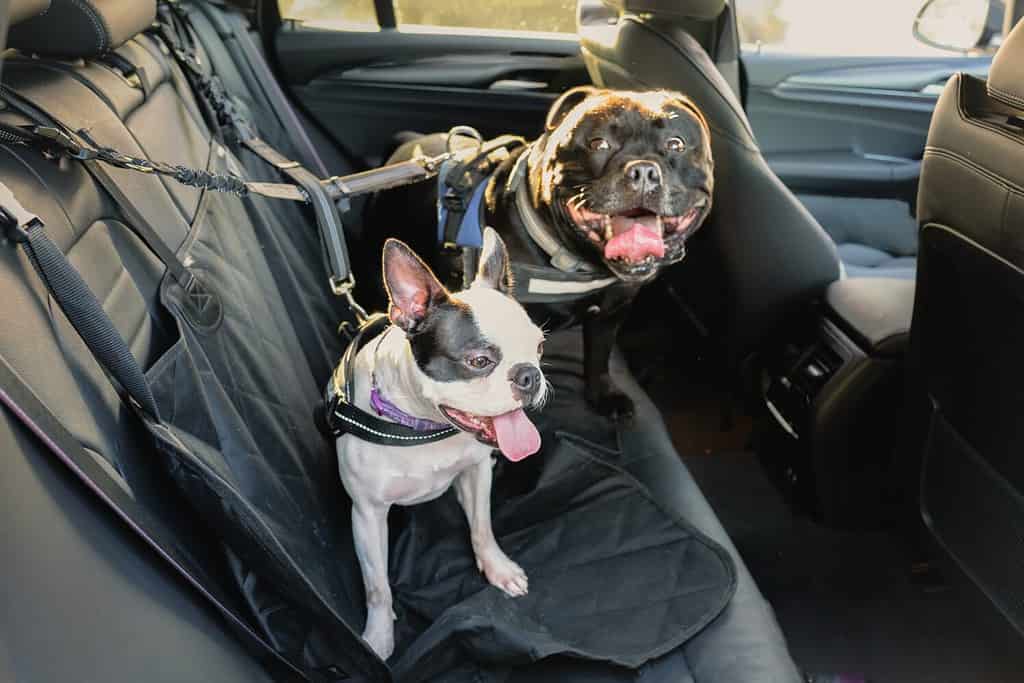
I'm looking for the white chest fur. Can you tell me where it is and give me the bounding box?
[337,431,491,506]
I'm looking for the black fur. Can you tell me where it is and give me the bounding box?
[372,89,713,416]
[409,301,501,383]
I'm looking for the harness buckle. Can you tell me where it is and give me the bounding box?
[442,193,467,211]
[33,126,90,160]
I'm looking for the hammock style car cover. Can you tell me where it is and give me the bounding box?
[148,154,737,679]
[1,54,738,683]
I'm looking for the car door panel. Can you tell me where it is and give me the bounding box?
[743,53,992,248]
[275,25,586,162]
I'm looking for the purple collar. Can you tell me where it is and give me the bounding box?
[369,378,451,432]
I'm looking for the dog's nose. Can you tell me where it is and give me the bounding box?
[624,160,662,191]
[510,363,541,396]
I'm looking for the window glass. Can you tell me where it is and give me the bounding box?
[280,0,377,29]
[280,0,578,34]
[394,0,576,33]
[737,0,992,56]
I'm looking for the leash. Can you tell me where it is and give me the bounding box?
[321,315,459,447]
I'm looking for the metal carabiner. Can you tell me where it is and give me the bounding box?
[329,273,369,326]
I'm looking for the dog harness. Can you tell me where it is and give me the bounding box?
[437,142,619,304]
[322,315,459,446]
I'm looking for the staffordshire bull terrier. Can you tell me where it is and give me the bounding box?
[376,87,713,417]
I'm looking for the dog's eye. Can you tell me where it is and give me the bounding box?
[665,136,687,152]
[588,137,611,152]
[467,355,494,370]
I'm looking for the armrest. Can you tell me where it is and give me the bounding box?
[825,277,915,356]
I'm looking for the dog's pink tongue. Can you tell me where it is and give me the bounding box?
[492,409,541,462]
[604,223,665,262]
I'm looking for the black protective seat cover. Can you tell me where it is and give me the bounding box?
[0,1,798,680]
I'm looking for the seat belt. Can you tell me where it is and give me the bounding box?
[0,182,311,682]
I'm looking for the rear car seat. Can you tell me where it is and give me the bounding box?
[0,1,801,680]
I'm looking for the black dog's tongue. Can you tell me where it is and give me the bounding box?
[493,409,541,461]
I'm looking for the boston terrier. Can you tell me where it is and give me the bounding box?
[335,228,547,659]
[374,87,713,418]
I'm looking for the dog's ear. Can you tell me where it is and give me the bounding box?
[382,238,450,333]
[545,85,598,131]
[473,227,513,293]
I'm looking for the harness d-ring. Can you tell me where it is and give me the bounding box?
[445,125,484,157]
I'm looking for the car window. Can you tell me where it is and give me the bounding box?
[737,0,997,56]
[279,0,577,35]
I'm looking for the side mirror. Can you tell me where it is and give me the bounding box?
[913,0,1004,53]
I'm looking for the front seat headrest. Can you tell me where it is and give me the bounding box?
[988,18,1024,109]
[8,0,156,59]
[601,0,726,21]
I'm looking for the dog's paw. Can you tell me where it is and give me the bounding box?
[362,610,396,660]
[587,388,635,420]
[478,549,529,597]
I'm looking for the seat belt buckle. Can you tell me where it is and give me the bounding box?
[0,182,44,242]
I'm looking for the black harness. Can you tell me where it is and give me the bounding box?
[321,315,459,447]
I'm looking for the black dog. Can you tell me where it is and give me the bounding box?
[373,87,714,417]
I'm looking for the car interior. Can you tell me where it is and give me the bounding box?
[2,0,1024,681]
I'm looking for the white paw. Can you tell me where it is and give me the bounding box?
[362,610,395,660]
[478,549,529,597]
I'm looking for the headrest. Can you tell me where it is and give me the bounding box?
[988,18,1024,109]
[8,0,156,59]
[601,0,726,21]
[11,0,50,26]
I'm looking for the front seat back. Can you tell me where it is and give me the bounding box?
[910,21,1024,635]
[578,0,839,360]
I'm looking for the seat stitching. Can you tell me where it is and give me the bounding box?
[988,83,1024,109]
[69,0,109,54]
[951,75,1024,148]
[924,146,1024,196]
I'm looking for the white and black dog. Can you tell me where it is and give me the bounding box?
[335,228,547,659]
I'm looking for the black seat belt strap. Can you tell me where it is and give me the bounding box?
[0,181,310,682]
[0,183,160,420]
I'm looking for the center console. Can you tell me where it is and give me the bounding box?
[757,277,916,527]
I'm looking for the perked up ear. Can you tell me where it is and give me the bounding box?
[545,85,599,131]
[473,227,513,294]
[382,238,450,333]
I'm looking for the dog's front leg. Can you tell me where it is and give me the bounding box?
[584,301,634,418]
[455,457,528,597]
[352,501,395,659]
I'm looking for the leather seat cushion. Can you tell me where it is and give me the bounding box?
[839,243,917,280]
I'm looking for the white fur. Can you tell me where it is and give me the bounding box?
[337,250,544,660]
